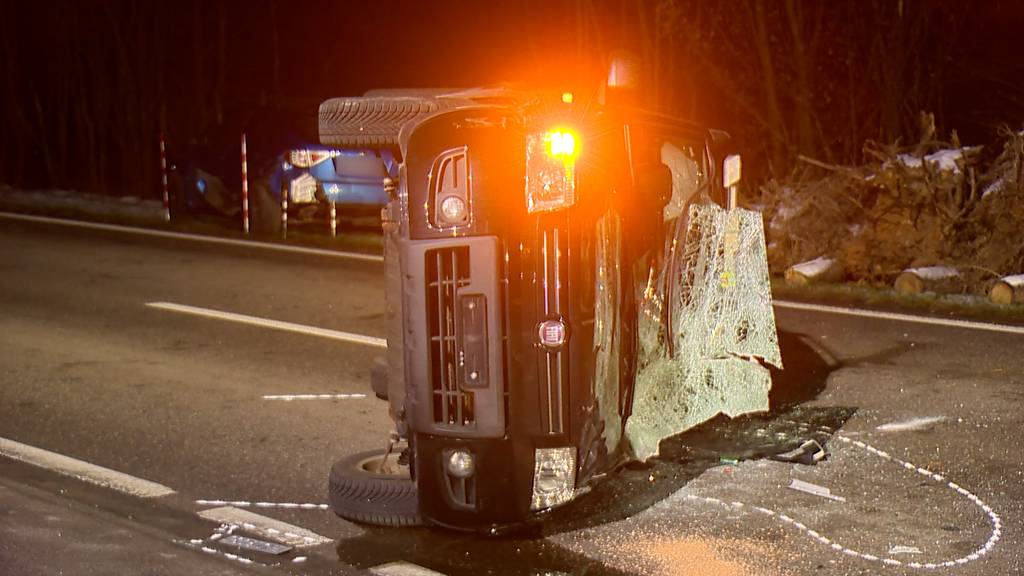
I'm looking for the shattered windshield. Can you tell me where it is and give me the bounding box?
[597,128,784,461]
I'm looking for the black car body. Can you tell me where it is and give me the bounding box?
[323,86,778,530]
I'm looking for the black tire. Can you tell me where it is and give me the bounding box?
[328,449,421,527]
[318,97,441,148]
[249,179,282,236]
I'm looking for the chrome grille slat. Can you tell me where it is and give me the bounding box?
[427,247,474,427]
[539,226,567,435]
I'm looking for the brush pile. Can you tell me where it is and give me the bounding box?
[762,113,1024,293]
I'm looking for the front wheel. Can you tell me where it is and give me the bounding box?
[328,449,421,527]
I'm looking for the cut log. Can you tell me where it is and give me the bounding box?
[894,266,961,295]
[784,257,843,285]
[989,274,1024,305]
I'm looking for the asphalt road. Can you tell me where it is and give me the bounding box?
[1,216,1022,576]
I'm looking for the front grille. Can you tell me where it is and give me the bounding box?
[426,247,475,427]
[539,227,567,434]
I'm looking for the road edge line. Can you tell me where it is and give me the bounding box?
[0,211,384,263]
[773,300,1024,336]
[0,436,176,498]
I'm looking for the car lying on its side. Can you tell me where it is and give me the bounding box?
[321,74,782,531]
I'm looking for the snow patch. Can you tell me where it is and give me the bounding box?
[904,266,959,280]
[1001,274,1024,288]
[895,149,970,174]
[982,177,1005,199]
[791,257,835,277]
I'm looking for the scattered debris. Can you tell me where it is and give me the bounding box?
[771,439,827,465]
[786,478,846,502]
[876,416,946,432]
[888,545,923,555]
[719,456,740,466]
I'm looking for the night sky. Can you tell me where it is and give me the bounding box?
[2,1,1023,193]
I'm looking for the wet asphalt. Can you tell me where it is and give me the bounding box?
[1,216,1023,576]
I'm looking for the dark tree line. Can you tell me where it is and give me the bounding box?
[1,1,1021,197]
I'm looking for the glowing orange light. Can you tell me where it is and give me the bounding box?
[546,130,578,159]
[561,92,574,104]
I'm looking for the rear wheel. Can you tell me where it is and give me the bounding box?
[328,449,421,527]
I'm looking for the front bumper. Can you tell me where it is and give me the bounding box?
[415,434,578,529]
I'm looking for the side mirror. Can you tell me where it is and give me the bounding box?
[723,154,742,188]
[722,154,741,209]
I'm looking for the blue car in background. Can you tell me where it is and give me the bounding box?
[172,106,394,235]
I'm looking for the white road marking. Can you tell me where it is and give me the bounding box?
[0,211,384,263]
[877,416,947,432]
[370,561,449,576]
[773,300,1024,336]
[197,506,332,547]
[196,499,330,510]
[262,393,367,401]
[683,430,1002,569]
[0,436,175,498]
[147,301,387,348]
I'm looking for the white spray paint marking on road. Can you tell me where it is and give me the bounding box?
[196,506,332,547]
[773,300,1024,336]
[0,211,384,263]
[684,428,1002,569]
[147,302,387,348]
[876,416,947,432]
[0,436,175,498]
[262,393,367,401]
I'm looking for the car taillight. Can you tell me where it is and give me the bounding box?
[525,128,578,213]
[288,149,336,168]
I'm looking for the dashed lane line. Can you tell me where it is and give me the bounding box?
[0,436,175,498]
[0,211,384,263]
[773,299,1024,336]
[146,301,387,348]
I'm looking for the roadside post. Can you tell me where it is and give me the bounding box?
[330,201,337,237]
[159,133,170,222]
[281,181,289,239]
[241,133,250,235]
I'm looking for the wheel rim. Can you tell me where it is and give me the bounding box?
[355,453,411,479]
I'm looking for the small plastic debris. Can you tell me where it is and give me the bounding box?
[719,456,740,466]
[889,545,922,555]
[772,439,827,465]
[292,556,308,564]
[787,478,846,502]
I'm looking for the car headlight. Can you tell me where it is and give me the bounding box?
[530,447,576,510]
[525,128,578,214]
[439,195,468,224]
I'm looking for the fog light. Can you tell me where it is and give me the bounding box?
[439,195,467,224]
[446,449,475,478]
[530,447,576,510]
[536,318,568,350]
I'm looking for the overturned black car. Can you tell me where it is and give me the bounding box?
[324,79,781,531]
